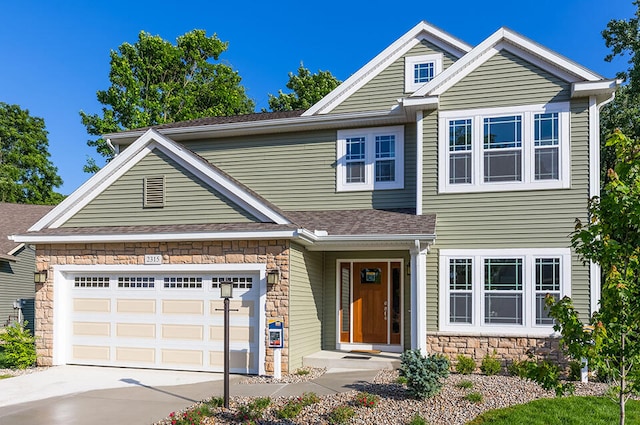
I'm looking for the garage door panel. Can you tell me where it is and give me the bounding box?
[161,324,204,340]
[67,272,260,373]
[116,323,156,338]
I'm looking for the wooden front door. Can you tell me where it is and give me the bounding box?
[352,262,388,343]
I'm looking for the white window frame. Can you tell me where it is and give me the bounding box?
[405,54,443,93]
[438,248,571,335]
[336,126,404,192]
[438,103,571,194]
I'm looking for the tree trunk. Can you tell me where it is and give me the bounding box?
[620,332,626,425]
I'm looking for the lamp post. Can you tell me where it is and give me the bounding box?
[219,281,233,409]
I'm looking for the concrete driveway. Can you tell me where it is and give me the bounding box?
[0,366,224,425]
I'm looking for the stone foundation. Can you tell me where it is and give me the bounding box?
[427,333,565,368]
[35,240,290,373]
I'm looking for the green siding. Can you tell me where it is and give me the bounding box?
[64,149,260,227]
[0,246,36,333]
[332,40,458,114]
[288,244,324,370]
[440,50,571,111]
[322,251,411,349]
[423,99,592,330]
[183,126,416,211]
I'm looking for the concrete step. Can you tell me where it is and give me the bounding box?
[303,350,401,370]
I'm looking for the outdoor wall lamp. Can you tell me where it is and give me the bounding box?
[34,270,48,284]
[266,268,280,286]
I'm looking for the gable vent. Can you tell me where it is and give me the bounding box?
[144,176,165,208]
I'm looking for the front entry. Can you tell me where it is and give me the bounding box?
[338,260,403,349]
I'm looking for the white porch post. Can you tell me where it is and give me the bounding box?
[410,240,429,354]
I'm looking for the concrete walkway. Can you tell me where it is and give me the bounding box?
[0,366,379,425]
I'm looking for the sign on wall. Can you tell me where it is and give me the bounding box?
[268,318,284,349]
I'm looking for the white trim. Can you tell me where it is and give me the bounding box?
[303,21,471,116]
[413,27,601,99]
[416,111,424,215]
[52,263,267,375]
[30,129,290,231]
[438,248,571,336]
[438,103,571,194]
[410,240,428,354]
[336,126,405,192]
[7,243,25,256]
[405,54,443,93]
[573,79,621,98]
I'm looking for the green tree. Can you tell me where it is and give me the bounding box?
[0,103,63,205]
[547,130,640,425]
[80,29,255,172]
[267,64,341,112]
[603,1,640,95]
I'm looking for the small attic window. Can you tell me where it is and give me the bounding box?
[144,176,165,208]
[405,53,443,93]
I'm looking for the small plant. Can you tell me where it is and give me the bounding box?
[276,392,320,419]
[236,397,271,422]
[295,368,311,376]
[168,406,211,425]
[0,322,36,369]
[464,391,484,403]
[396,375,408,385]
[407,414,429,425]
[507,359,529,378]
[205,396,224,408]
[455,354,476,374]
[329,405,355,424]
[508,357,574,397]
[300,392,320,405]
[480,351,502,376]
[354,391,379,408]
[456,379,474,389]
[0,374,12,380]
[568,360,583,381]
[399,349,450,399]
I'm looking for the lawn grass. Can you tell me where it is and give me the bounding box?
[468,396,640,425]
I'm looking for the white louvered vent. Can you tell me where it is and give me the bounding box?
[144,176,165,208]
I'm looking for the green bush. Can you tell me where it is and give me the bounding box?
[329,405,355,424]
[236,397,271,422]
[508,357,574,397]
[399,349,450,399]
[568,360,583,381]
[455,354,476,374]
[276,392,319,419]
[507,359,529,378]
[480,351,502,376]
[0,322,36,369]
[354,391,379,408]
[407,414,429,425]
[464,391,484,403]
[456,379,474,389]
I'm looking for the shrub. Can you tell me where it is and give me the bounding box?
[236,397,271,422]
[508,357,574,397]
[300,392,320,406]
[407,414,429,425]
[568,360,583,381]
[329,405,355,424]
[0,322,36,369]
[455,355,476,374]
[294,368,311,376]
[464,391,484,403]
[399,349,450,399]
[168,404,212,425]
[507,359,529,378]
[205,397,224,408]
[276,392,319,419]
[354,391,379,408]
[480,351,502,376]
[456,379,474,389]
[396,375,408,385]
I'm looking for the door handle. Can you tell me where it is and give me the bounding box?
[384,300,388,321]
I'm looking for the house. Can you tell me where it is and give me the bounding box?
[1,202,54,334]
[11,22,618,375]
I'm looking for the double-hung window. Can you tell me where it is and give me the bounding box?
[405,54,443,92]
[439,248,571,334]
[337,126,404,191]
[439,103,570,193]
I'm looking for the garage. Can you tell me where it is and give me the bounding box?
[52,264,266,374]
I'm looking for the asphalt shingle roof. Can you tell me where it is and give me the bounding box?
[0,203,54,260]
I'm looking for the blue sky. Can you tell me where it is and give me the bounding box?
[0,0,635,195]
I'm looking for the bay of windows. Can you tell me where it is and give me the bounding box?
[439,103,570,193]
[440,249,570,333]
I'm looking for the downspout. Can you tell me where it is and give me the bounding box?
[416,111,424,215]
[106,138,118,155]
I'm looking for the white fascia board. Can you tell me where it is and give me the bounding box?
[412,27,603,99]
[12,230,301,244]
[572,79,621,98]
[401,96,439,109]
[303,21,471,116]
[7,243,25,256]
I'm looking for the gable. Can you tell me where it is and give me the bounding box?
[62,149,261,227]
[331,40,459,114]
[439,49,572,111]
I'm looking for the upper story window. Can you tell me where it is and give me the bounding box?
[337,126,404,192]
[439,103,570,194]
[405,54,443,93]
[440,248,571,334]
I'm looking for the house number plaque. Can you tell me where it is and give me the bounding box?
[144,254,162,265]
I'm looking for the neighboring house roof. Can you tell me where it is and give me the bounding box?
[0,203,54,261]
[151,110,305,130]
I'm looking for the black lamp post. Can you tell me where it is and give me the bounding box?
[219,281,233,409]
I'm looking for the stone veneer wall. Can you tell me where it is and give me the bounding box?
[427,333,565,368]
[35,240,290,373]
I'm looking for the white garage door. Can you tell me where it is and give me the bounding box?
[63,271,261,374]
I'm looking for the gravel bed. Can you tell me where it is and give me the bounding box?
[155,370,610,425]
[0,367,49,378]
[238,367,326,384]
